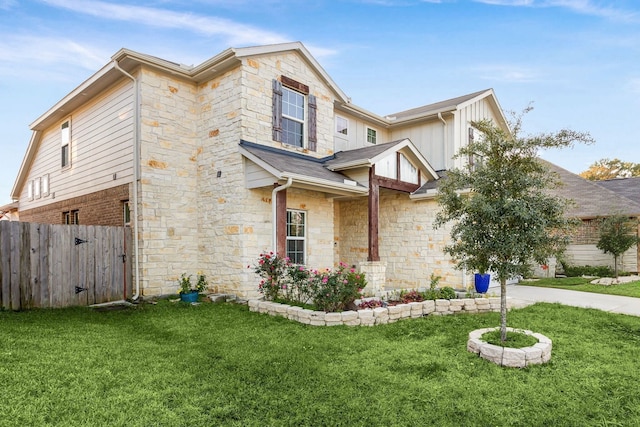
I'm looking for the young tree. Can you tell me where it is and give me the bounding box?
[596,215,640,278]
[435,109,593,342]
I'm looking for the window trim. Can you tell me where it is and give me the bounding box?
[286,209,306,265]
[34,177,41,199]
[61,118,71,169]
[281,85,306,148]
[335,115,349,137]
[27,180,34,201]
[366,126,377,145]
[42,174,50,197]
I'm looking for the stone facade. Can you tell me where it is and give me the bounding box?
[337,190,463,290]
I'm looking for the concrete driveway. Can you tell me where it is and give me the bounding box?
[504,284,640,317]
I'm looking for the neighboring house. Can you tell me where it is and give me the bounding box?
[11,42,509,298]
[0,201,19,221]
[544,162,640,274]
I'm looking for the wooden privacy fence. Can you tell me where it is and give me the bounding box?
[0,221,132,310]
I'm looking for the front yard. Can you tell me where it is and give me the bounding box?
[1,301,639,426]
[522,277,640,298]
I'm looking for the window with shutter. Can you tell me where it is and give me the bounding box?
[272,77,317,151]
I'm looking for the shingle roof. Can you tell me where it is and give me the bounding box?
[324,140,407,168]
[239,141,357,185]
[389,89,490,120]
[596,177,640,205]
[543,160,640,218]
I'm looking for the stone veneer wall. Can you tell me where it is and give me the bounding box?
[337,189,464,290]
[248,297,502,326]
[137,68,200,295]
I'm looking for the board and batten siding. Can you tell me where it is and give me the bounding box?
[390,117,452,172]
[19,78,134,210]
[451,97,501,170]
[333,111,389,153]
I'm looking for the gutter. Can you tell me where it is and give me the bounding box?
[272,177,293,253]
[113,61,141,301]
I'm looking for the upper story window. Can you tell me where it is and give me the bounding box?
[336,116,348,136]
[367,127,377,144]
[61,119,71,169]
[282,87,305,147]
[272,76,317,151]
[27,180,34,201]
[468,127,484,170]
[34,177,41,199]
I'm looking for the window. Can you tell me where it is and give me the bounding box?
[34,177,41,199]
[61,119,71,168]
[286,210,306,265]
[63,210,79,225]
[42,174,49,197]
[468,127,484,170]
[366,127,377,144]
[272,77,317,151]
[27,180,34,201]
[123,201,131,227]
[336,116,348,136]
[281,86,305,147]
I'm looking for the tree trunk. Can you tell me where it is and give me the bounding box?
[500,277,508,342]
[614,255,619,278]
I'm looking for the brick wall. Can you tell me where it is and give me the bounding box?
[19,184,130,226]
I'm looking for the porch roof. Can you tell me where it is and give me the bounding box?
[238,141,368,195]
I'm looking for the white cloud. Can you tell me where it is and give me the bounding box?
[0,0,17,10]
[0,34,107,70]
[473,64,541,83]
[39,0,290,45]
[473,0,639,22]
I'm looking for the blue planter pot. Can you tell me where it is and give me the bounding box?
[474,273,490,293]
[180,291,199,303]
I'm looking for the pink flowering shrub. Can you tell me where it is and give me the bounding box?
[250,255,366,311]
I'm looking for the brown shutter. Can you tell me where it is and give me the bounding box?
[308,94,317,151]
[272,79,283,142]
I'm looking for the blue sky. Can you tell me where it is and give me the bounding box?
[1,0,639,205]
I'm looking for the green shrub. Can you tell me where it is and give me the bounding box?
[561,264,621,278]
[251,255,366,312]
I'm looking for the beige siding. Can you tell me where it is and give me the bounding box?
[390,117,452,171]
[19,79,134,210]
[451,97,502,170]
[333,111,389,152]
[564,244,638,273]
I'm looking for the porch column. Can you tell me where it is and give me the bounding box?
[368,167,380,262]
[359,261,386,297]
[275,184,287,256]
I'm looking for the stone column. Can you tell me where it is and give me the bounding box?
[359,261,386,297]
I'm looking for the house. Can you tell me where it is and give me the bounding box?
[543,162,640,274]
[11,42,510,298]
[0,202,19,221]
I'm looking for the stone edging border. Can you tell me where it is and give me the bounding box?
[467,327,552,368]
[248,297,502,326]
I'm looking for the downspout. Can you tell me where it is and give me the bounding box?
[438,112,466,288]
[272,177,293,253]
[113,61,141,301]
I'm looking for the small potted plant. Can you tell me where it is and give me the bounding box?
[178,272,209,303]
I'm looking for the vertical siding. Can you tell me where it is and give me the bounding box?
[332,111,389,153]
[390,118,451,171]
[19,79,134,211]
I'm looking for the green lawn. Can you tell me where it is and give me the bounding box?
[522,277,640,298]
[1,301,639,426]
